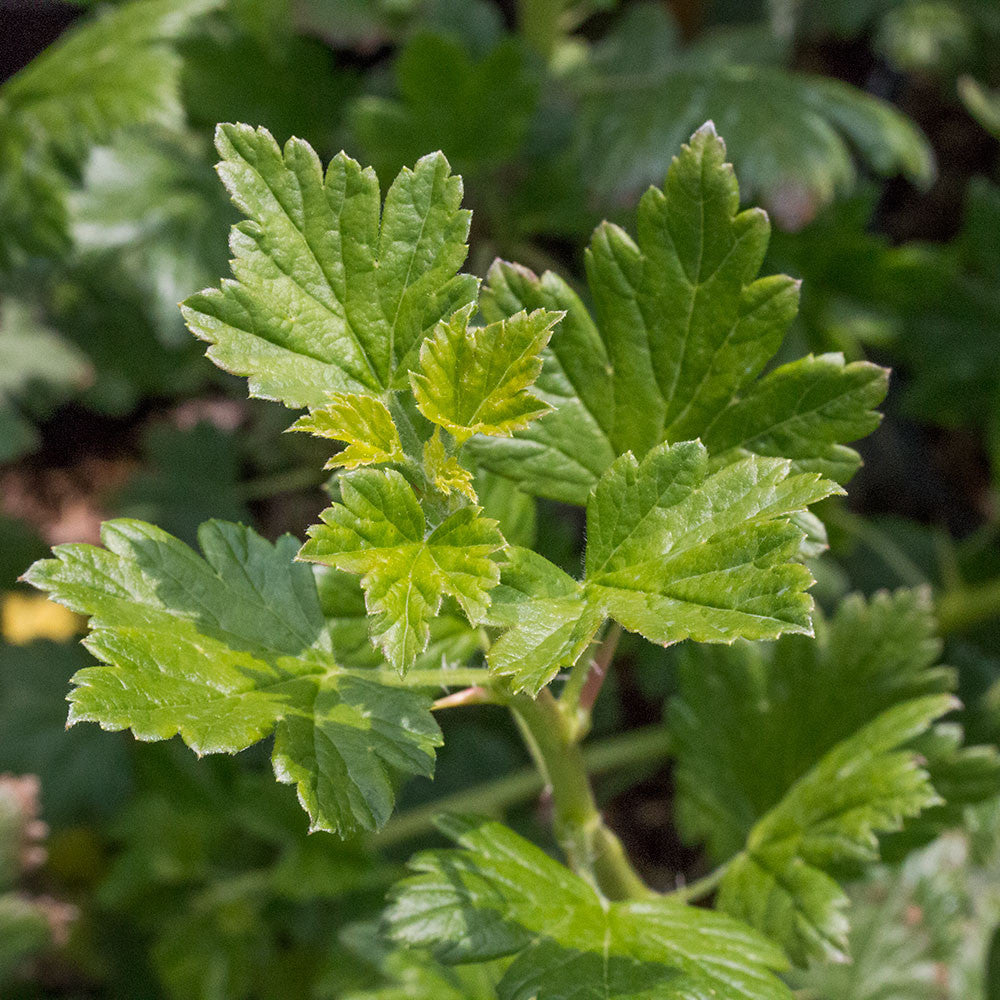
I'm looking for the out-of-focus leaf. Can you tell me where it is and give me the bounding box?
[960,76,1000,137]
[0,297,91,462]
[0,0,219,265]
[788,819,1000,999]
[351,32,537,181]
[0,641,132,825]
[718,696,952,965]
[114,421,249,547]
[572,2,934,229]
[70,130,234,345]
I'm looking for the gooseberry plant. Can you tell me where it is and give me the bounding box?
[24,120,985,997]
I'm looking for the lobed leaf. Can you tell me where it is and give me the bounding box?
[488,441,840,694]
[182,124,478,408]
[299,469,505,674]
[718,696,953,965]
[290,392,405,470]
[385,815,793,1000]
[410,305,561,443]
[23,520,444,836]
[472,124,888,504]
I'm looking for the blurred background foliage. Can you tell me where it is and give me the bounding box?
[1,0,999,996]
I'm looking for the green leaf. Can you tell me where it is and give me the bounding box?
[423,429,477,501]
[24,519,443,836]
[290,393,406,470]
[488,441,840,694]
[299,469,504,673]
[411,305,561,443]
[69,129,234,344]
[718,695,954,965]
[472,124,887,503]
[670,588,957,862]
[385,815,792,1000]
[181,124,478,408]
[350,32,537,181]
[0,642,132,826]
[573,2,933,227]
[788,821,1000,1000]
[960,76,1000,138]
[0,0,218,265]
[0,297,92,463]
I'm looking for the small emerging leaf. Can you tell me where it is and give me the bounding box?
[290,393,405,470]
[299,469,504,673]
[423,429,477,501]
[410,306,561,443]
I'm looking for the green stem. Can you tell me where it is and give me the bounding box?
[509,690,654,900]
[518,0,564,59]
[665,861,730,904]
[563,623,623,736]
[374,667,494,690]
[378,724,672,847]
[936,577,1000,635]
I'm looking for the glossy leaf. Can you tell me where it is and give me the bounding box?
[385,815,793,1000]
[488,441,840,693]
[182,124,478,407]
[411,305,561,443]
[24,519,444,836]
[290,393,405,470]
[472,124,887,503]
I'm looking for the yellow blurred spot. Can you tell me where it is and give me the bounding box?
[2,593,81,644]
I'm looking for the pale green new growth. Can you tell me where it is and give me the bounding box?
[487,440,840,694]
[423,429,477,501]
[385,815,793,1000]
[182,125,478,408]
[719,696,953,965]
[299,470,505,674]
[290,393,405,470]
[410,305,561,443]
[472,124,888,503]
[23,520,443,836]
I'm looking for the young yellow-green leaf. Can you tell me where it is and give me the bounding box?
[23,520,443,837]
[299,469,504,673]
[410,306,561,443]
[423,429,477,501]
[289,393,405,470]
[718,695,954,966]
[488,441,840,694]
[182,125,478,408]
[472,124,888,503]
[384,815,793,1000]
